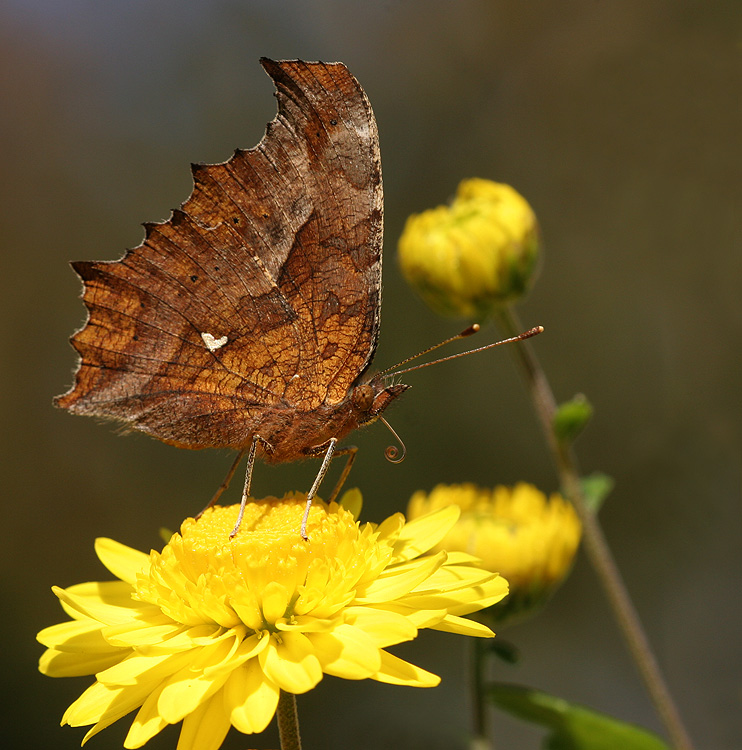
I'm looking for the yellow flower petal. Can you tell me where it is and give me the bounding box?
[261,581,291,623]
[157,637,241,723]
[83,696,151,748]
[53,583,152,625]
[122,682,168,749]
[225,659,280,734]
[308,624,381,679]
[424,561,498,589]
[144,623,232,650]
[95,538,150,585]
[37,619,109,651]
[392,506,460,561]
[338,487,363,519]
[97,650,193,688]
[63,680,153,731]
[431,613,495,637]
[371,602,448,630]
[357,551,447,603]
[40,647,125,678]
[62,682,118,727]
[102,620,187,648]
[372,512,405,545]
[373,651,440,688]
[341,606,418,647]
[64,580,140,606]
[441,550,484,565]
[275,615,336,633]
[445,586,510,616]
[259,631,322,694]
[414,567,507,599]
[176,691,231,750]
[399,575,507,614]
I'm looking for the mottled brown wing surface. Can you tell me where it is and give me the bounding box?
[55,59,383,450]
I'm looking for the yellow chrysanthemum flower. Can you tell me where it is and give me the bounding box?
[398,178,540,319]
[38,493,508,749]
[407,483,581,623]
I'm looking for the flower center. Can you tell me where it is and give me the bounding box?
[133,495,389,631]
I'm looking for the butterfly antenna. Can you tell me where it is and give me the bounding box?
[379,416,406,463]
[377,324,482,378]
[387,325,544,378]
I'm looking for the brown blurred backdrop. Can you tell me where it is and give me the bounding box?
[1,1,739,748]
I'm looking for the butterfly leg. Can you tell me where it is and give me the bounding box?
[326,446,358,504]
[300,437,340,540]
[230,434,273,538]
[197,448,248,518]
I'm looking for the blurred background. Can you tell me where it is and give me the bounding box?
[1,1,739,748]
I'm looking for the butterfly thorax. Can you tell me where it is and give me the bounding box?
[258,380,408,464]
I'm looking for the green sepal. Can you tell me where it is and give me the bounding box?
[485,637,520,665]
[487,683,669,750]
[553,394,593,444]
[158,527,174,544]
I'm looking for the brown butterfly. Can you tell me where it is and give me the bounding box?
[56,59,541,537]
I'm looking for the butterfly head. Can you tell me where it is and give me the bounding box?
[351,379,409,426]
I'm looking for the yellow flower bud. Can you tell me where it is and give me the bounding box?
[407,482,581,625]
[398,178,540,318]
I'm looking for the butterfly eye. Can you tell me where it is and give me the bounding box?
[351,384,375,412]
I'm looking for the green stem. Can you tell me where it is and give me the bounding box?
[277,691,302,750]
[496,306,694,750]
[471,638,490,747]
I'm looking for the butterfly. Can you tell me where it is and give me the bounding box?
[56,59,409,537]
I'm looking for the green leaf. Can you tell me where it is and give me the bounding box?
[487,683,669,750]
[579,472,614,513]
[553,394,593,444]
